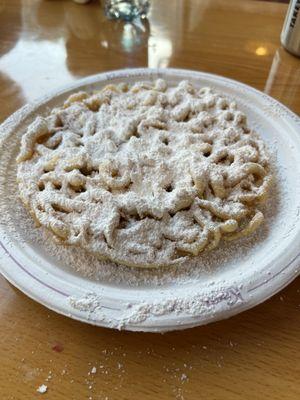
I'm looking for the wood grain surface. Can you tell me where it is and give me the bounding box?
[0,1,300,399]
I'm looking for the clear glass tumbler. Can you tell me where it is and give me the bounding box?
[104,0,150,21]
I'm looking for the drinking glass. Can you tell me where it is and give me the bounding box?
[104,0,150,21]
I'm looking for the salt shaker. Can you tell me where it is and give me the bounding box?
[281,0,300,56]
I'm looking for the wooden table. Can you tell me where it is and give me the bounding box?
[0,1,299,399]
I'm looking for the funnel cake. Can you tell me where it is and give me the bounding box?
[17,79,272,267]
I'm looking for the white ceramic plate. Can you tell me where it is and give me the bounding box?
[0,68,300,332]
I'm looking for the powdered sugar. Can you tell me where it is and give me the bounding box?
[37,384,47,394]
[69,293,102,312]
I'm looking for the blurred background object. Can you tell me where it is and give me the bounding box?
[104,0,150,21]
[64,0,149,75]
[281,0,300,56]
